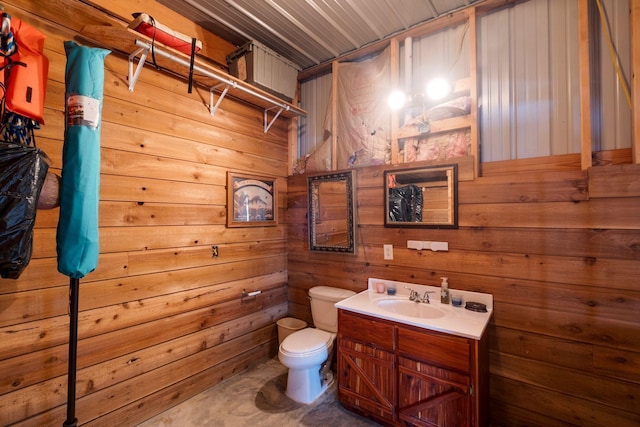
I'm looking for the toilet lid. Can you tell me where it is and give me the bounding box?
[281,328,333,354]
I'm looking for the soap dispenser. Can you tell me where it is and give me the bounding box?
[440,277,450,304]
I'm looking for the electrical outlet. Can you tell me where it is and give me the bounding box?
[383,244,393,260]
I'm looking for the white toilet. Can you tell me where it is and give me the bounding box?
[278,286,355,404]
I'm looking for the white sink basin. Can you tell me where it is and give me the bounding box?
[376,299,445,319]
[335,279,494,340]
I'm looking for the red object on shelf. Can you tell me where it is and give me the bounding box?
[128,13,202,56]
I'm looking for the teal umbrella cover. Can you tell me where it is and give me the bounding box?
[56,41,109,279]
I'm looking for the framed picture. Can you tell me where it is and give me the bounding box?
[227,172,278,227]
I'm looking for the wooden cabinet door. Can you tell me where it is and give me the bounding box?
[338,336,396,423]
[337,310,396,423]
[398,356,471,427]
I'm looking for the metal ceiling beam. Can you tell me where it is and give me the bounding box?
[344,0,385,40]
[265,0,340,57]
[305,0,361,49]
[423,0,439,17]
[182,0,254,43]
[223,0,322,64]
[383,0,410,29]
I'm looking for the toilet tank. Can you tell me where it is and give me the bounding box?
[309,286,356,333]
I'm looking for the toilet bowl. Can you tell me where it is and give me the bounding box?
[277,286,355,404]
[279,328,335,404]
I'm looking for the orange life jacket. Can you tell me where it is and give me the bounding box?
[1,16,49,125]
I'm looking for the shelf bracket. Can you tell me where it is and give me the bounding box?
[264,105,287,133]
[209,83,232,117]
[128,46,149,92]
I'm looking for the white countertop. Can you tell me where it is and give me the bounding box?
[335,278,493,340]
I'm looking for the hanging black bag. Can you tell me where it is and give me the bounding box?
[0,141,49,278]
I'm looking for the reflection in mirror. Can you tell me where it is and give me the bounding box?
[384,164,458,228]
[308,170,357,254]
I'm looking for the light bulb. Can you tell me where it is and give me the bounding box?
[426,78,451,100]
[387,90,406,110]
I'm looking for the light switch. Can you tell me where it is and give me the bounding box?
[383,244,393,260]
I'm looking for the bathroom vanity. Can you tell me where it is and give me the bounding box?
[335,279,492,427]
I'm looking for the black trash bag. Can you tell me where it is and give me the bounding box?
[388,184,423,222]
[0,141,49,279]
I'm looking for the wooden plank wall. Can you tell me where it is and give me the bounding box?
[0,0,288,425]
[287,155,640,426]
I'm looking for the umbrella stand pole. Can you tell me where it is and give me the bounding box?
[63,277,80,427]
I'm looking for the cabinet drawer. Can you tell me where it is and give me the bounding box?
[338,310,394,350]
[397,326,470,373]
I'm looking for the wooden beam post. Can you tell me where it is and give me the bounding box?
[578,0,593,170]
[468,8,479,178]
[331,61,339,170]
[632,0,640,164]
[288,80,301,175]
[389,38,400,165]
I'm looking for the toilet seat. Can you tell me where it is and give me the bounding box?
[280,328,334,357]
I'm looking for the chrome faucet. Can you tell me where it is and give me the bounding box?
[405,287,420,301]
[421,290,435,303]
[405,287,435,304]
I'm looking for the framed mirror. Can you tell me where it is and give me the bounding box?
[384,164,458,228]
[308,170,357,254]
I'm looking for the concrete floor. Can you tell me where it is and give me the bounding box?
[136,357,381,426]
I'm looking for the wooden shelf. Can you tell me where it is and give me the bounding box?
[80,24,307,123]
[396,114,471,139]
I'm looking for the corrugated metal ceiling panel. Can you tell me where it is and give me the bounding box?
[157,0,483,70]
